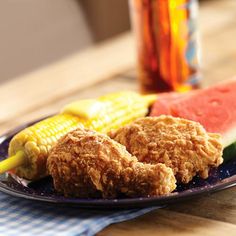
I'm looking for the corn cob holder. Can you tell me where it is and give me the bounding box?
[0,91,156,180]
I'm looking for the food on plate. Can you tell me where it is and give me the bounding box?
[150,92,188,116]
[150,78,236,149]
[47,128,176,198]
[1,79,233,199]
[4,91,156,180]
[109,116,223,183]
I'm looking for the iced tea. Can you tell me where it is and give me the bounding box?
[130,0,201,93]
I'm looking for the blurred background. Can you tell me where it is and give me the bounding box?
[0,0,235,84]
[0,0,130,83]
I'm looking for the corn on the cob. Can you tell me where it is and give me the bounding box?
[6,91,156,180]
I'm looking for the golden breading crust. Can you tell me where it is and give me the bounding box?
[47,129,176,198]
[109,115,223,183]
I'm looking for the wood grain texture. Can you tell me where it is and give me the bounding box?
[0,33,135,125]
[166,187,236,224]
[0,0,235,235]
[0,76,137,134]
[199,0,236,86]
[98,210,236,236]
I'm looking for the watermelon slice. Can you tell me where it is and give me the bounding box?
[150,78,236,148]
[150,92,187,116]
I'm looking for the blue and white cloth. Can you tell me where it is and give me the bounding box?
[0,192,157,236]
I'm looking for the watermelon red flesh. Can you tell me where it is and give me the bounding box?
[150,92,188,116]
[150,78,236,147]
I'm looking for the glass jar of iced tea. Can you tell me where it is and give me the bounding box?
[129,0,201,93]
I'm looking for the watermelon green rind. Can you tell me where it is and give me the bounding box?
[223,142,236,162]
[221,126,236,148]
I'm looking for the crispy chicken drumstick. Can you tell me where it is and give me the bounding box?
[47,128,176,198]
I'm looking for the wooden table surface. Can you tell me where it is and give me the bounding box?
[0,0,236,235]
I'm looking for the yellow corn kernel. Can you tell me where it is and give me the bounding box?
[8,91,157,180]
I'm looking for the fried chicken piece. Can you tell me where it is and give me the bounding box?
[109,115,223,183]
[47,128,176,198]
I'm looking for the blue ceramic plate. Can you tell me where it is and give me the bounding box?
[0,120,236,209]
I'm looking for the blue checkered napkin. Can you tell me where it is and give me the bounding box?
[0,192,157,236]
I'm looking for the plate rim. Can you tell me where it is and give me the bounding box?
[0,120,236,209]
